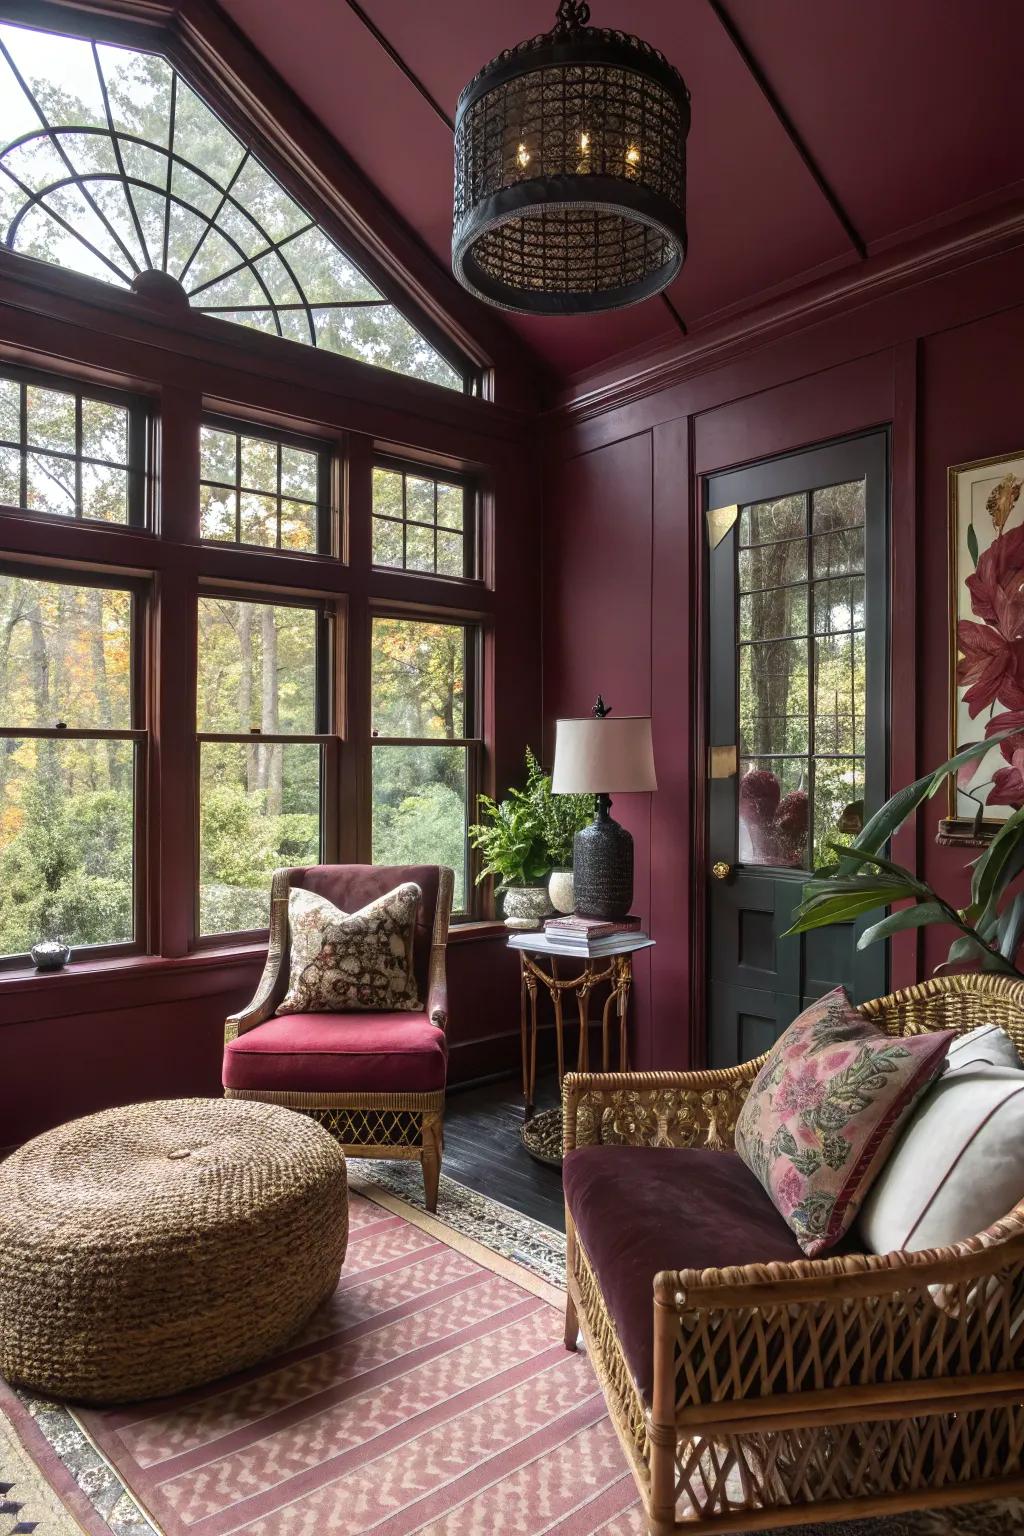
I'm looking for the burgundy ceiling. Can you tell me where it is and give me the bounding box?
[221,0,1024,384]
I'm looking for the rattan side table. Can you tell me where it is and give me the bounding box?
[507,931,655,1167]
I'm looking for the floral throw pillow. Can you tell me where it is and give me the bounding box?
[734,988,954,1257]
[276,883,422,1015]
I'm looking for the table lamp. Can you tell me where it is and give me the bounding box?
[551,696,657,918]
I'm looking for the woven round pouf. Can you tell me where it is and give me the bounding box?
[0,1098,348,1404]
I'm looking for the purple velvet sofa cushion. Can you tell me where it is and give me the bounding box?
[563,1145,821,1401]
[222,1011,447,1094]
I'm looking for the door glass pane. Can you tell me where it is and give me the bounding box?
[198,740,321,934]
[737,481,866,871]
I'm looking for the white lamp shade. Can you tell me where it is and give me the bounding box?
[551,715,657,794]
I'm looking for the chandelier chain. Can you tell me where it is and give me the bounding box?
[552,0,591,36]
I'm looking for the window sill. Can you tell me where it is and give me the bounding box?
[0,942,265,996]
[447,919,507,943]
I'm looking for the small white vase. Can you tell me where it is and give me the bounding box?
[502,885,555,930]
[548,869,575,914]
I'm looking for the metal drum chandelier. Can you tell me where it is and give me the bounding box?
[452,0,690,316]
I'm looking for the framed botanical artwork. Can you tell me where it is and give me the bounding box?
[947,449,1024,841]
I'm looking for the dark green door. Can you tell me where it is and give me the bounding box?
[705,433,889,1068]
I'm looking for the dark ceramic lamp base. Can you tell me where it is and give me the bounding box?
[572,794,634,919]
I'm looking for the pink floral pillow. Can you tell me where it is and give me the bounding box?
[734,988,954,1257]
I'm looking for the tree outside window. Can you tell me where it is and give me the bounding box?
[0,571,142,959]
[370,616,478,913]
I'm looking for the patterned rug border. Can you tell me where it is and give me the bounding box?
[11,1163,565,1536]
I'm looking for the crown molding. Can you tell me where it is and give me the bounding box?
[547,198,1024,429]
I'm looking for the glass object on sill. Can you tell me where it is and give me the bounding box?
[371,743,467,912]
[31,938,71,970]
[0,575,132,730]
[371,617,466,739]
[197,597,317,734]
[198,740,321,935]
[0,738,135,959]
[738,757,809,869]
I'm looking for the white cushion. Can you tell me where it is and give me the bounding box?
[858,1065,1024,1254]
[946,1024,1022,1072]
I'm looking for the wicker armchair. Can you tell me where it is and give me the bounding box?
[223,864,453,1210]
[563,973,1024,1533]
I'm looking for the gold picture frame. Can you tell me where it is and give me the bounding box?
[947,448,1024,838]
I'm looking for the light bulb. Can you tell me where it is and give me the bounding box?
[516,142,530,168]
[579,130,590,152]
[625,145,640,166]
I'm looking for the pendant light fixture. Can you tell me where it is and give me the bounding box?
[452,0,690,315]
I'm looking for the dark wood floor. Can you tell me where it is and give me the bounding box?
[443,1072,566,1231]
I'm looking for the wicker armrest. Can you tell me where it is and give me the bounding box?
[652,1206,1024,1427]
[224,889,288,1042]
[563,1062,765,1155]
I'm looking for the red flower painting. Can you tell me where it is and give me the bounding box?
[957,497,1024,810]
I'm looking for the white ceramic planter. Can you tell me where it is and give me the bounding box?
[502,885,555,930]
[547,869,575,914]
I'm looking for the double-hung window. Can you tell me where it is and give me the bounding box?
[0,569,145,962]
[196,593,334,938]
[370,615,480,915]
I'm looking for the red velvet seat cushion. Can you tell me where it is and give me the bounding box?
[223,1012,447,1094]
[563,1145,846,1402]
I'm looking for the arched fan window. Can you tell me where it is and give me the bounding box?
[0,20,464,391]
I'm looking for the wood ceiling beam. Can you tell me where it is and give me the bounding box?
[342,0,454,132]
[707,0,867,261]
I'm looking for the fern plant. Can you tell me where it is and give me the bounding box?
[522,747,595,868]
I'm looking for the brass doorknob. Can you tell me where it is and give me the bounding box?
[711,860,732,881]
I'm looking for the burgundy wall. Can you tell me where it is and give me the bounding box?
[542,232,1024,1068]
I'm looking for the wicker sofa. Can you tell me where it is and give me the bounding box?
[562,974,1024,1533]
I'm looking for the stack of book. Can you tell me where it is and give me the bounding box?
[538,913,649,956]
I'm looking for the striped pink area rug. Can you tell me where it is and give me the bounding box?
[74,1185,643,1536]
